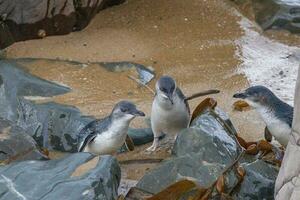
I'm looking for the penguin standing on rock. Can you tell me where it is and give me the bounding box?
[147,75,220,151]
[233,86,293,147]
[78,101,145,155]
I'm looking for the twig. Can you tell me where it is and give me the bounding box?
[185,89,220,101]
[127,75,155,95]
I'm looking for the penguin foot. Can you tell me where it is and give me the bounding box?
[146,144,157,152]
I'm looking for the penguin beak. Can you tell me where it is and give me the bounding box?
[233,92,248,99]
[167,93,174,104]
[132,109,145,117]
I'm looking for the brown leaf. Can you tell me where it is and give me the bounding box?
[199,189,212,200]
[125,135,135,151]
[257,140,272,152]
[236,135,248,149]
[147,179,207,200]
[245,144,259,155]
[190,98,217,124]
[233,100,250,112]
[216,175,225,194]
[237,166,246,179]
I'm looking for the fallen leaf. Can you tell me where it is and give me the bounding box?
[216,175,225,194]
[190,98,217,124]
[245,144,259,155]
[257,140,272,152]
[233,100,250,111]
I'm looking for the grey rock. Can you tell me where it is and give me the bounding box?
[0,0,125,49]
[0,60,94,152]
[136,107,279,199]
[232,160,278,200]
[0,153,121,200]
[0,60,155,152]
[0,117,48,163]
[137,107,242,194]
[233,0,300,33]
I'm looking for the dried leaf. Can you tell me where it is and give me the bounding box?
[236,135,248,149]
[216,175,225,194]
[257,140,272,152]
[199,189,212,200]
[237,166,246,179]
[147,179,207,200]
[245,144,259,155]
[190,98,217,124]
[233,100,250,111]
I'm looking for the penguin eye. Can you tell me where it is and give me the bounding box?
[120,108,127,113]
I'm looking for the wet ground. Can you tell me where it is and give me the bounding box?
[4,0,300,192]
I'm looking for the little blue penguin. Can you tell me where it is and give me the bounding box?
[147,75,220,151]
[78,101,145,155]
[233,85,293,147]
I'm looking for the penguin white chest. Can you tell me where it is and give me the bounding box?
[151,98,189,135]
[85,121,129,155]
[258,108,291,146]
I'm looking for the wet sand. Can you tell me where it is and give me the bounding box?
[5,0,299,187]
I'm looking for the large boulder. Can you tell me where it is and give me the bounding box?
[232,0,300,33]
[0,60,155,152]
[0,153,121,200]
[136,106,279,199]
[0,117,48,163]
[0,0,125,49]
[0,60,93,152]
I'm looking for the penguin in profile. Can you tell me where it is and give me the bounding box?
[234,85,293,147]
[78,101,145,155]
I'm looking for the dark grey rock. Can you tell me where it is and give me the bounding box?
[99,62,155,85]
[136,107,278,199]
[0,0,125,49]
[232,160,278,200]
[0,117,48,163]
[0,153,121,200]
[0,60,155,152]
[233,0,300,33]
[0,60,94,152]
[137,107,242,194]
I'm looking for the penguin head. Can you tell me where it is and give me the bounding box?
[156,75,176,104]
[233,85,277,108]
[112,101,145,121]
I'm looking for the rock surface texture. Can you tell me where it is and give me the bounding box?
[232,0,300,33]
[0,153,121,200]
[136,107,279,199]
[0,0,125,49]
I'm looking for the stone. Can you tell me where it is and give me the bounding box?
[0,153,121,200]
[136,106,279,199]
[0,0,125,49]
[232,0,300,33]
[137,107,242,194]
[0,117,48,163]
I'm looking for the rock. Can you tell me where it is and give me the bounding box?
[232,160,278,200]
[0,0,125,49]
[0,60,94,152]
[0,60,155,152]
[0,153,121,200]
[99,62,155,85]
[0,117,48,163]
[232,0,300,33]
[136,106,278,199]
[137,107,242,194]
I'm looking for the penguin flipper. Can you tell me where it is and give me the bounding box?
[78,133,97,152]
